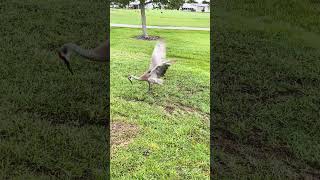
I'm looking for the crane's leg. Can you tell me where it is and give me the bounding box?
[148,82,152,93]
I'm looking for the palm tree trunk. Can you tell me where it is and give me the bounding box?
[140,2,148,38]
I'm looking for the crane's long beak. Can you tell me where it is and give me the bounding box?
[128,77,133,84]
[58,52,73,75]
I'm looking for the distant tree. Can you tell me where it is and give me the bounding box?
[202,0,210,4]
[113,0,130,8]
[186,0,197,3]
[167,0,185,10]
[111,0,170,38]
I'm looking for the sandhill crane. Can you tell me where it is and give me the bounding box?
[58,39,109,74]
[128,40,173,92]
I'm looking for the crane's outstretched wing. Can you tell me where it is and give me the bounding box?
[147,62,170,85]
[149,40,166,70]
[153,62,170,78]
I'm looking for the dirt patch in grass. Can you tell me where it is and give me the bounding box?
[213,127,320,178]
[122,96,147,103]
[111,121,139,150]
[135,35,161,41]
[164,105,175,114]
[164,102,209,122]
[164,103,199,114]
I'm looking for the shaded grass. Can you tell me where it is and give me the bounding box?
[0,0,108,178]
[111,9,210,28]
[219,0,320,34]
[111,28,210,179]
[212,1,320,178]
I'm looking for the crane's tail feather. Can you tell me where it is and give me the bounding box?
[158,79,164,85]
[166,60,176,65]
[149,78,164,85]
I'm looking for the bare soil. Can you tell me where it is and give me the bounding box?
[111,121,139,149]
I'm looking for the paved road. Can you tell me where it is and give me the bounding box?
[111,23,210,31]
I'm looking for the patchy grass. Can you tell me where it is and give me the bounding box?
[111,9,210,28]
[111,121,139,150]
[212,0,320,178]
[0,0,108,179]
[110,28,210,179]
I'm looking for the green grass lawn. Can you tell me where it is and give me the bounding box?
[213,0,320,178]
[110,28,210,179]
[0,0,108,178]
[111,9,210,28]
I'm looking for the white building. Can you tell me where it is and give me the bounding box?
[181,0,210,12]
[180,3,210,12]
[114,0,210,12]
[128,1,160,9]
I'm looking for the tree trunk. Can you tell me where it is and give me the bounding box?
[140,2,148,38]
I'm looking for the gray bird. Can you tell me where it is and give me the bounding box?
[128,40,173,92]
[58,39,109,74]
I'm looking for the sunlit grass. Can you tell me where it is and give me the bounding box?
[111,9,210,28]
[110,28,210,179]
